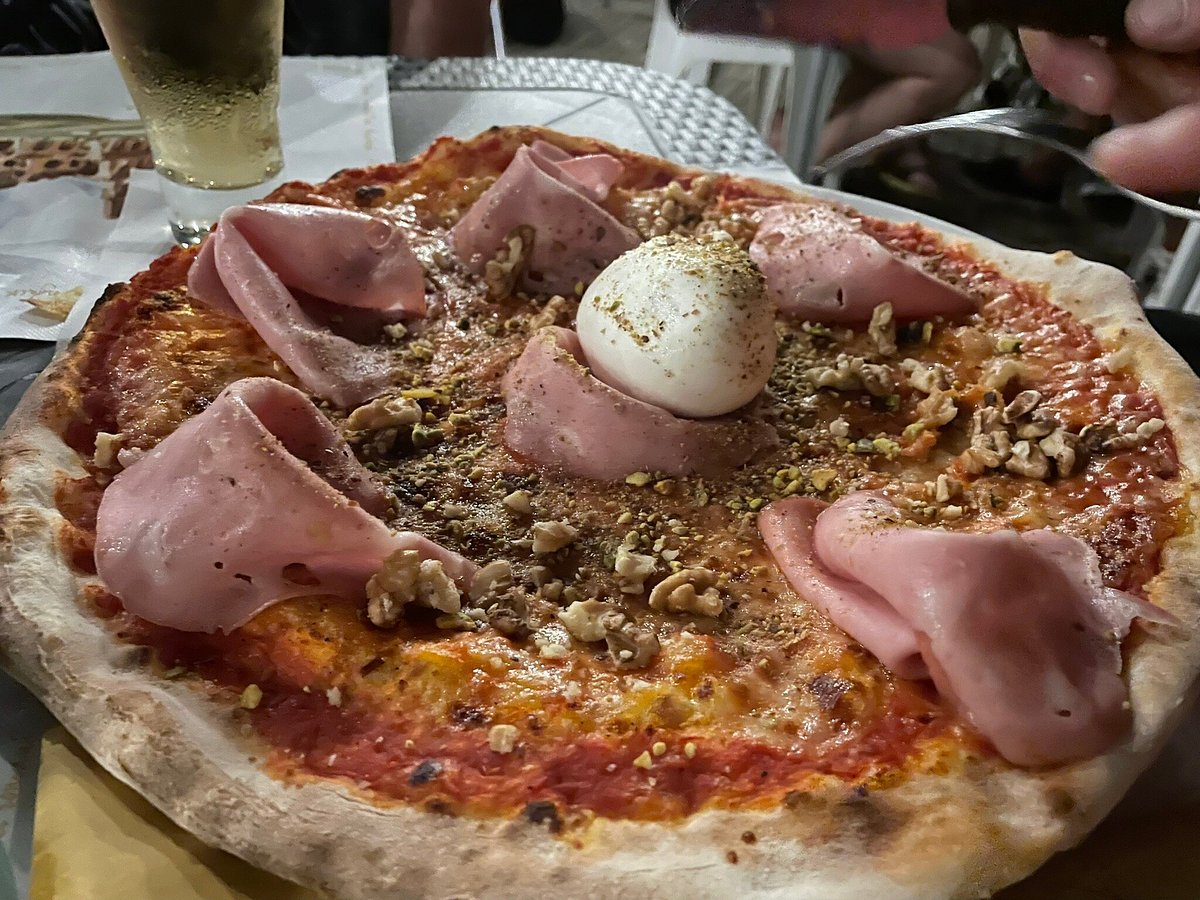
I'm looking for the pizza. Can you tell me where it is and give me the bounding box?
[2,126,1199,898]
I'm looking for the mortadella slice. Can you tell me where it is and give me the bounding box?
[502,326,777,480]
[450,143,639,295]
[95,378,475,634]
[749,203,975,323]
[759,492,1171,766]
[187,203,428,406]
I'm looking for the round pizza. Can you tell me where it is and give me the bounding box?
[2,126,1198,898]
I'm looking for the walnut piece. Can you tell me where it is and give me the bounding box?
[484,225,534,299]
[469,560,513,603]
[531,520,578,554]
[980,358,1028,391]
[901,358,949,394]
[868,303,897,357]
[501,489,534,516]
[366,550,461,627]
[614,545,657,594]
[558,599,616,642]
[601,612,661,668]
[1039,428,1081,478]
[488,724,519,754]
[648,568,724,617]
[93,431,126,469]
[916,388,958,428]
[346,395,421,431]
[1005,440,1052,479]
[528,295,570,331]
[1001,390,1042,424]
[806,354,894,397]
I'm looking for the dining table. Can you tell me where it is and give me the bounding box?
[1,49,1200,900]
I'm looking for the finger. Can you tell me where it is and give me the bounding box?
[1126,0,1200,53]
[1020,30,1118,116]
[1110,44,1200,122]
[1091,104,1200,193]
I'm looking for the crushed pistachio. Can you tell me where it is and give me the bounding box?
[240,684,263,709]
[684,742,697,759]
[652,741,667,757]
[411,423,444,449]
[810,468,837,491]
[625,471,653,487]
[632,751,653,769]
[996,335,1023,354]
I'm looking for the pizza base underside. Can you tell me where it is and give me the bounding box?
[2,127,1200,899]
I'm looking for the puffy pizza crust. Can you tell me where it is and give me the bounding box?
[3,127,1200,899]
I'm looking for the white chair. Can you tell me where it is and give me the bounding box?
[643,0,844,177]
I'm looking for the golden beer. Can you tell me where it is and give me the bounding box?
[92,0,284,190]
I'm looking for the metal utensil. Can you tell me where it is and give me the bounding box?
[811,107,1200,223]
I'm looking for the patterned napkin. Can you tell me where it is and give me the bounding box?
[0,53,395,342]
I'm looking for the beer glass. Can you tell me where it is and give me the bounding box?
[91,0,285,246]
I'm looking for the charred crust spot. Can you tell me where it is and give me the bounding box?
[359,656,385,675]
[740,831,757,844]
[451,705,488,727]
[523,800,563,833]
[725,850,739,864]
[423,798,456,816]
[409,759,443,786]
[354,185,387,206]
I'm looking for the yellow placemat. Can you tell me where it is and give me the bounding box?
[29,727,1200,899]
[30,729,319,900]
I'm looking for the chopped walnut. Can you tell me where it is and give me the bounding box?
[1137,418,1166,439]
[93,431,126,469]
[469,560,513,603]
[614,545,657,594]
[1001,390,1042,424]
[807,354,894,397]
[488,724,519,754]
[528,295,570,331]
[868,303,897,357]
[648,568,724,617]
[932,474,962,503]
[980,358,1028,391]
[961,429,1013,473]
[1014,410,1057,440]
[484,225,534,299]
[501,489,535,515]
[1040,428,1081,478]
[346,395,421,431]
[916,389,958,428]
[631,176,717,239]
[829,417,851,439]
[483,586,532,639]
[901,358,949,394]
[1006,440,1052,479]
[601,612,660,668]
[558,599,616,642]
[531,520,578,554]
[366,550,461,627]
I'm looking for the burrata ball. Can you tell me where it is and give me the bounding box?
[576,233,777,418]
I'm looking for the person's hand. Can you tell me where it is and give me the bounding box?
[1022,0,1200,194]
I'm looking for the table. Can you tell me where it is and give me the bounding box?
[2,52,1199,900]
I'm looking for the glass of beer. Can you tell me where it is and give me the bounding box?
[91,0,285,246]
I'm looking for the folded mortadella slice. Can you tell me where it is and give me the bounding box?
[748,204,975,323]
[95,378,475,634]
[449,144,639,294]
[502,326,777,480]
[759,492,1171,766]
[190,203,427,317]
[187,203,428,406]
